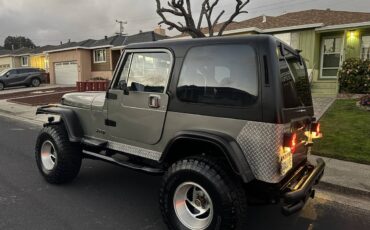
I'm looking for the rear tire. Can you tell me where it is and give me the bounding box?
[159,157,247,230]
[31,78,41,87]
[35,124,82,184]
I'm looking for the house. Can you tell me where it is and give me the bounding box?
[46,31,167,85]
[179,9,370,97]
[0,47,32,71]
[29,45,57,72]
[0,49,13,70]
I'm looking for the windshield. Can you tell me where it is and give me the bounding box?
[279,50,312,108]
[0,68,10,76]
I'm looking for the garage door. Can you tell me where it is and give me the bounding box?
[55,61,78,85]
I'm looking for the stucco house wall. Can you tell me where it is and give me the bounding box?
[0,57,13,70]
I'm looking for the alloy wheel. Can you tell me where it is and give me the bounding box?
[40,140,57,171]
[173,182,214,230]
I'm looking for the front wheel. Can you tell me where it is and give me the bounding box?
[35,124,82,184]
[159,158,247,230]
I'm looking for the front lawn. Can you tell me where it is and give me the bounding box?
[312,99,370,165]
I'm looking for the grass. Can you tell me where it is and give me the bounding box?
[312,99,370,165]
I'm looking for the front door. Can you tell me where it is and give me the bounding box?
[320,36,343,79]
[106,50,173,145]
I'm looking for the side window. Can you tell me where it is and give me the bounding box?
[8,70,18,75]
[127,52,171,93]
[177,45,258,107]
[279,52,312,108]
[115,53,133,88]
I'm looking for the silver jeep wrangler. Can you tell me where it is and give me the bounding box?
[35,35,325,230]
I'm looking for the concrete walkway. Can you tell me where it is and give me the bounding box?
[312,97,336,120]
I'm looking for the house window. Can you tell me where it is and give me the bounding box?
[274,32,299,49]
[361,35,370,60]
[94,49,107,63]
[21,56,29,66]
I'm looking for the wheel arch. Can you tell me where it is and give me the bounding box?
[36,106,83,143]
[27,75,41,84]
[160,130,254,183]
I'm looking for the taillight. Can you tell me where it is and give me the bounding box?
[284,133,297,154]
[311,122,322,139]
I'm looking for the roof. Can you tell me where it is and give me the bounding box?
[178,9,370,36]
[0,47,33,57]
[31,45,58,54]
[126,34,281,57]
[47,31,168,53]
[123,31,167,45]
[0,49,12,56]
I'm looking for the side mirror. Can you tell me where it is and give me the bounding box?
[5,72,10,77]
[118,80,129,95]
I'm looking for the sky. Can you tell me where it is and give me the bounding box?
[0,0,369,46]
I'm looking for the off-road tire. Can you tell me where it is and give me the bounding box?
[35,124,82,184]
[159,157,247,230]
[31,78,41,87]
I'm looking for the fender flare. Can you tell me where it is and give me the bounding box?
[36,106,83,142]
[160,130,254,183]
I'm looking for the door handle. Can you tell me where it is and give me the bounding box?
[148,95,160,108]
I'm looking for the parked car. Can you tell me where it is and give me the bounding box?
[35,35,325,230]
[0,67,46,90]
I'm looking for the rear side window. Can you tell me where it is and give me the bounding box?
[177,45,258,107]
[279,52,312,108]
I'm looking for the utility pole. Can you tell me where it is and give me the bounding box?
[116,20,127,36]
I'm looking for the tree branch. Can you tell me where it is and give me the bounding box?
[218,0,250,36]
[155,0,205,37]
[155,0,249,38]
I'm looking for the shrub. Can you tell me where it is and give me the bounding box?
[360,95,370,107]
[339,58,370,94]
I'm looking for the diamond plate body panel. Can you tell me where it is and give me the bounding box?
[107,141,162,161]
[237,121,286,183]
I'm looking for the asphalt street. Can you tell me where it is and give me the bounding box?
[0,116,369,230]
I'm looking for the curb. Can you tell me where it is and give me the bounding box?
[317,181,370,199]
[0,111,43,127]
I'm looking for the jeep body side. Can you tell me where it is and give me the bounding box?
[35,35,325,230]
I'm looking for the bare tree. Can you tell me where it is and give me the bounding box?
[155,0,250,38]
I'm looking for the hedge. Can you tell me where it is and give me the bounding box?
[339,58,370,94]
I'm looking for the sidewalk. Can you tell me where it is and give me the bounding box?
[309,155,370,196]
[0,100,369,197]
[0,100,55,125]
[0,84,72,95]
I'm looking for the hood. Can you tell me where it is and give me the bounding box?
[61,92,106,109]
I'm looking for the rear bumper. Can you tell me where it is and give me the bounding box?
[281,158,325,215]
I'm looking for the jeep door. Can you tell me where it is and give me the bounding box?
[106,49,173,145]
